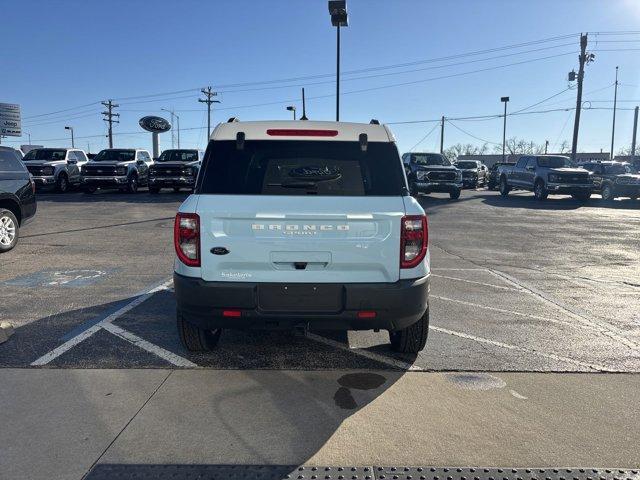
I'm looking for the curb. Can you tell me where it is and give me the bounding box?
[0,322,15,344]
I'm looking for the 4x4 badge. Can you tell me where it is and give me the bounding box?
[210,247,230,255]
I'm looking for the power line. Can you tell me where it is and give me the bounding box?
[446,120,501,146]
[409,123,440,151]
[510,88,572,114]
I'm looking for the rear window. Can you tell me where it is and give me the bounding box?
[0,149,26,172]
[538,156,570,168]
[198,140,406,196]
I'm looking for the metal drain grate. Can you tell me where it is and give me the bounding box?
[85,465,640,480]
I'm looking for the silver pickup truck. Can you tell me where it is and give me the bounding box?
[499,154,592,201]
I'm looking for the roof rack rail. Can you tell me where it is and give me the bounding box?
[369,119,380,125]
[227,117,239,123]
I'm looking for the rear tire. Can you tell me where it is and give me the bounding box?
[499,176,510,196]
[449,188,461,200]
[389,307,429,354]
[0,209,19,253]
[177,310,221,352]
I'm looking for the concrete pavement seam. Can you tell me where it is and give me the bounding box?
[80,370,174,480]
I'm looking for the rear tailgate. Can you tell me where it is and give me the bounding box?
[197,195,404,283]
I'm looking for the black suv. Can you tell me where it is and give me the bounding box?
[0,146,37,252]
[81,148,153,193]
[402,152,463,199]
[148,149,203,193]
[579,161,640,201]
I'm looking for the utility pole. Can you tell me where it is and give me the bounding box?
[501,96,510,162]
[632,106,639,160]
[570,33,593,164]
[300,87,308,120]
[199,87,219,140]
[101,100,119,148]
[610,66,619,160]
[545,140,549,154]
[440,116,445,154]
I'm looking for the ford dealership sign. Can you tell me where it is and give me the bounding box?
[139,116,171,133]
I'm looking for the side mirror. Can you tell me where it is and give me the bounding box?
[136,160,145,166]
[526,165,535,171]
[67,159,77,165]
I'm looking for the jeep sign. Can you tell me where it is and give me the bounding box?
[138,116,171,133]
[0,103,21,137]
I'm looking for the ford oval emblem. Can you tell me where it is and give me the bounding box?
[210,247,230,255]
[139,116,171,133]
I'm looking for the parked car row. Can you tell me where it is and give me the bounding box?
[498,155,640,201]
[20,147,203,194]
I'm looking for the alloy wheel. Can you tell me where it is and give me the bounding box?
[0,215,16,247]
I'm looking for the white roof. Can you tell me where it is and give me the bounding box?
[211,120,395,142]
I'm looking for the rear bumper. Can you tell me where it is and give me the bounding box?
[174,272,430,331]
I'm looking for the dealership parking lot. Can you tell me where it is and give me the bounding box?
[2,188,639,371]
[2,188,640,478]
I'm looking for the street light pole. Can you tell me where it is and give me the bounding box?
[501,96,509,162]
[65,126,74,148]
[328,1,348,122]
[286,106,297,120]
[161,108,181,148]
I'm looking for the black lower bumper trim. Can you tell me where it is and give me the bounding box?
[174,273,429,331]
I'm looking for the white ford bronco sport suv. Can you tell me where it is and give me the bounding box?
[173,119,430,353]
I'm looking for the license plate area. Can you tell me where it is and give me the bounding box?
[257,284,343,313]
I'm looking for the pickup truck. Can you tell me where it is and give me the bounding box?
[579,161,640,201]
[81,148,153,193]
[499,154,592,201]
[174,119,430,354]
[21,147,89,192]
[402,152,462,199]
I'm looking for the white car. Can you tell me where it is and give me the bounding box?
[173,120,431,353]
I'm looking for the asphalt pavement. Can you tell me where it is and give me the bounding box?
[0,188,639,478]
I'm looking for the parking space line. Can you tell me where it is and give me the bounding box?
[102,323,197,368]
[305,332,423,371]
[485,268,640,351]
[431,295,601,331]
[430,325,615,372]
[31,278,173,366]
[432,274,520,291]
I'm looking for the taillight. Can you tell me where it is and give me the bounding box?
[174,212,200,267]
[400,215,428,269]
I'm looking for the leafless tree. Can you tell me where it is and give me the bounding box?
[443,142,489,161]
